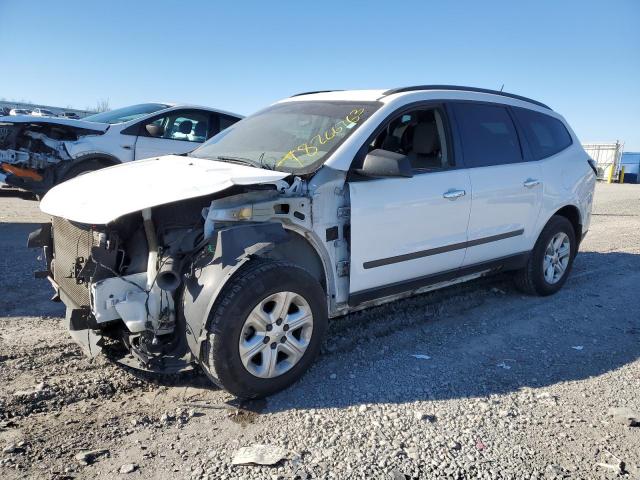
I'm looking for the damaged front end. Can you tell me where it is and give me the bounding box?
[32,205,209,372]
[0,118,107,193]
[31,155,308,374]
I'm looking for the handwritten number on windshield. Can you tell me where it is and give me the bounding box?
[276,108,365,167]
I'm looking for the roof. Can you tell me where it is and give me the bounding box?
[383,85,551,110]
[285,85,551,110]
[281,89,387,103]
[160,103,244,119]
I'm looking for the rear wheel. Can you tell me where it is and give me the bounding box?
[202,260,327,399]
[514,215,576,296]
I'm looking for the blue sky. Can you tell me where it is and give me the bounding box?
[1,0,638,149]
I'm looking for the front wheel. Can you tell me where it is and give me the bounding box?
[514,215,577,296]
[202,260,328,399]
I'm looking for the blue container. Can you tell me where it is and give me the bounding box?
[621,152,640,184]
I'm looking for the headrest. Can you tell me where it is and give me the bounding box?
[381,134,401,152]
[178,120,193,135]
[412,123,438,155]
[194,122,207,137]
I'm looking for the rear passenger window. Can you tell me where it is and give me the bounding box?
[512,107,572,160]
[452,103,522,167]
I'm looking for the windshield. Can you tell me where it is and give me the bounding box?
[190,101,380,172]
[83,103,169,124]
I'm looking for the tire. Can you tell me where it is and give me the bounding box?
[61,160,106,182]
[202,259,328,399]
[514,215,577,296]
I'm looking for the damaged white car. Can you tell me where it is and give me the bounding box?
[0,103,241,196]
[31,86,595,398]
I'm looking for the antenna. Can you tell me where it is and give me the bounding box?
[499,84,504,92]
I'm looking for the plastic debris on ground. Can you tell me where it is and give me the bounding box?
[231,444,288,466]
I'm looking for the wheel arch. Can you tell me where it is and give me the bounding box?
[264,229,328,293]
[181,222,331,364]
[552,204,582,244]
[58,153,121,181]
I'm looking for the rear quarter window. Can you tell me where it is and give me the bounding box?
[512,107,572,160]
[451,103,523,167]
[219,115,240,131]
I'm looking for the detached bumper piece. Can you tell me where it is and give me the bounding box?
[115,334,194,375]
[27,223,54,279]
[64,307,103,358]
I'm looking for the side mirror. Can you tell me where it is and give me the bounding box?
[357,149,413,178]
[145,124,165,137]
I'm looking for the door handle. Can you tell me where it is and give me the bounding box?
[443,189,466,200]
[523,178,541,188]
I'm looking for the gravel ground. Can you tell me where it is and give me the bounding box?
[0,183,639,479]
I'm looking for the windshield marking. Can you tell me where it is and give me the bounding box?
[276,108,365,167]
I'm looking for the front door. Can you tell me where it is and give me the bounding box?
[348,106,472,295]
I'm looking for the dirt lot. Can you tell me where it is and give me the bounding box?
[0,184,639,479]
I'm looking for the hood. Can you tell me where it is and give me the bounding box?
[0,115,109,133]
[40,155,289,224]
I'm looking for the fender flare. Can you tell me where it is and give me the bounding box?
[532,203,583,248]
[181,222,290,359]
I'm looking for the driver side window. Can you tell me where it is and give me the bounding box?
[369,108,451,172]
[143,111,210,143]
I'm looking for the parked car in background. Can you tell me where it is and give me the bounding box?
[9,108,31,116]
[33,86,596,398]
[60,112,80,119]
[0,107,10,116]
[31,108,57,117]
[0,103,242,196]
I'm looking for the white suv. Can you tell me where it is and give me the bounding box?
[30,108,57,117]
[33,86,596,398]
[0,103,241,196]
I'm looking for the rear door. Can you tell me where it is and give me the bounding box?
[134,109,215,160]
[348,105,472,296]
[449,102,542,266]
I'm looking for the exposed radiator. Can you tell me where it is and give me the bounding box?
[52,216,101,307]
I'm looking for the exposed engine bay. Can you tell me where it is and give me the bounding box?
[0,118,107,191]
[41,194,214,371]
[0,120,105,166]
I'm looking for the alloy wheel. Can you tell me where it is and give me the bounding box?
[543,232,571,284]
[238,291,314,378]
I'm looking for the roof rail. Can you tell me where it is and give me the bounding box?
[382,85,551,110]
[290,90,344,97]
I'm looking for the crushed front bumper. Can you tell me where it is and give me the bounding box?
[1,163,52,196]
[29,221,193,373]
